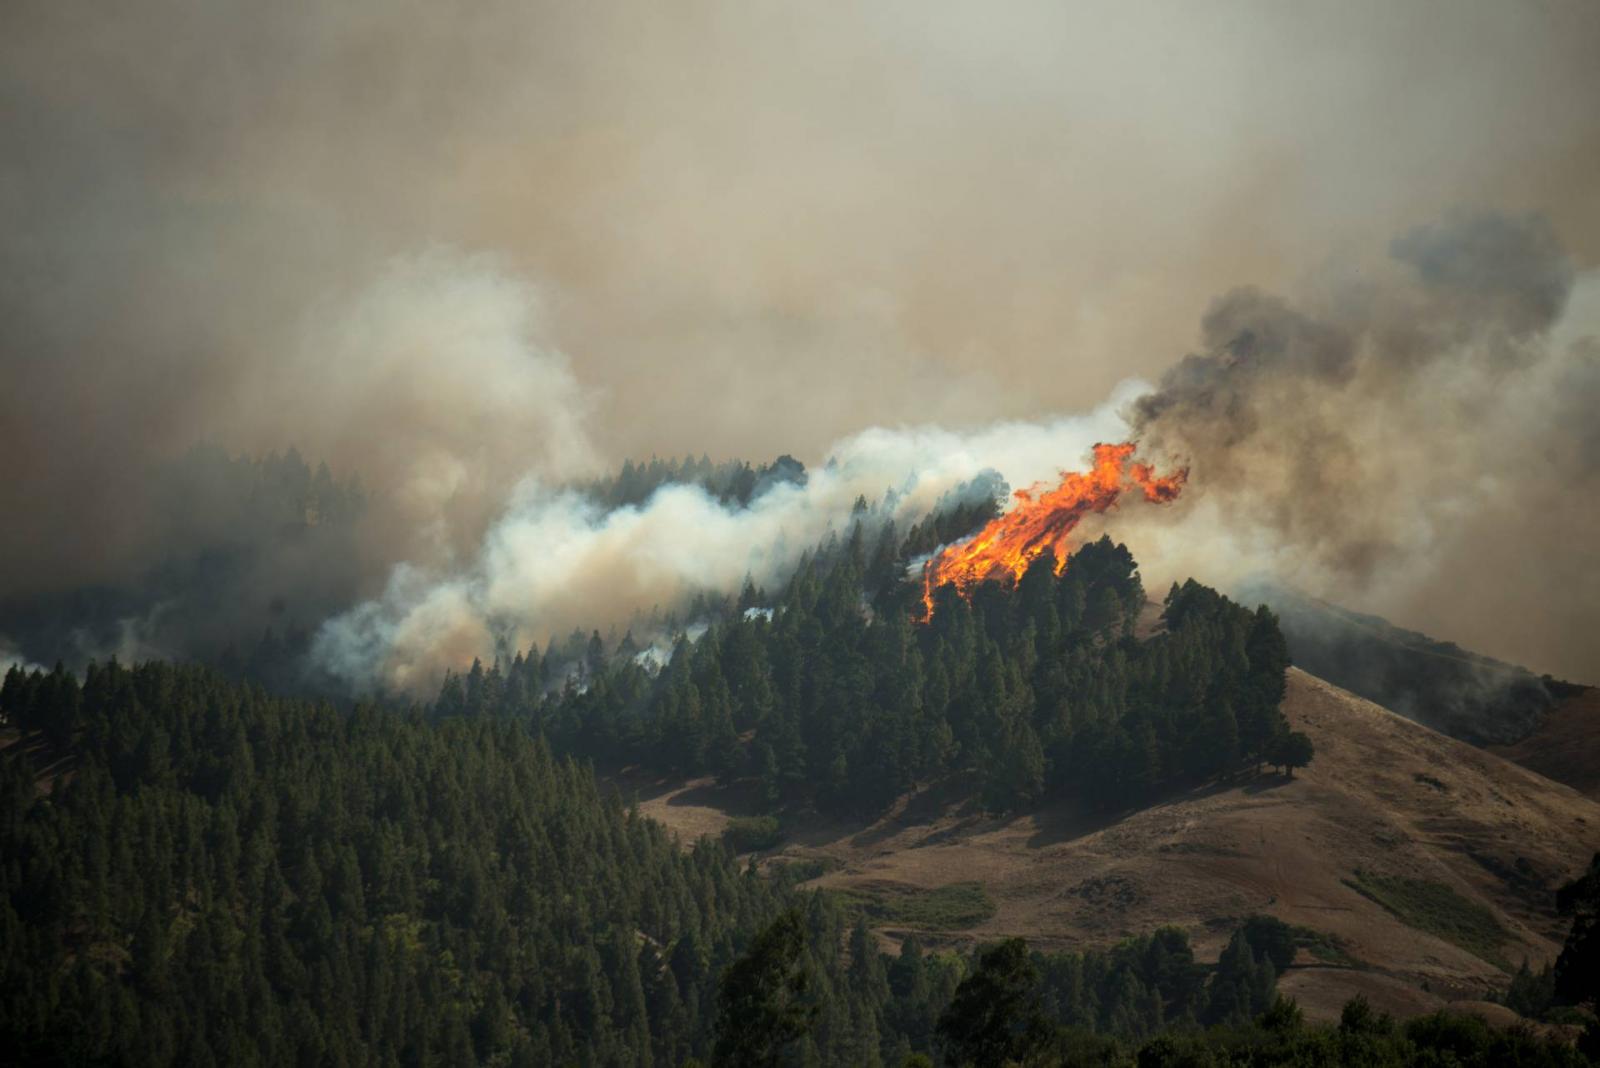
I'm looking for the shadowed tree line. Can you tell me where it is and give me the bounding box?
[718,907,1595,1068]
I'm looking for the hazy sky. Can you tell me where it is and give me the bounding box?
[3,1,1598,675]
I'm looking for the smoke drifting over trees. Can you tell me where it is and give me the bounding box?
[255,211,1600,689]
[1125,211,1599,678]
[313,394,1142,690]
[3,2,1599,681]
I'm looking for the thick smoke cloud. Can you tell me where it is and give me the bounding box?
[324,212,1600,690]
[260,252,602,561]
[3,2,1599,680]
[1390,211,1576,345]
[1126,212,1599,678]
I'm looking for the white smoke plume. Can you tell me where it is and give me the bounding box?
[262,252,604,565]
[314,382,1153,691]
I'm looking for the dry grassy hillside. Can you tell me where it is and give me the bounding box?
[1493,687,1600,800]
[628,669,1600,1021]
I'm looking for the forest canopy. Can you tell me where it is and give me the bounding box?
[442,533,1298,819]
[0,468,1330,1065]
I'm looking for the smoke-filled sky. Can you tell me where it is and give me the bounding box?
[3,1,1599,681]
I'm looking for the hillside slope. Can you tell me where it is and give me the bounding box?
[1492,687,1600,800]
[636,668,1600,1021]
[1241,582,1568,745]
[1238,584,1600,803]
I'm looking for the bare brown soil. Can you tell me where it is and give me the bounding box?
[630,669,1600,1021]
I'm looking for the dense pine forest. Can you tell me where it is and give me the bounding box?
[444,532,1307,819]
[5,658,1595,1066]
[4,469,1597,1065]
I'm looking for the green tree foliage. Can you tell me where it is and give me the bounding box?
[585,453,807,510]
[712,909,821,1066]
[1556,854,1600,1008]
[1031,927,1205,1041]
[1136,1000,1585,1067]
[0,660,825,1065]
[937,939,1048,1067]
[1339,993,1392,1036]
[1504,958,1559,1020]
[1202,931,1278,1026]
[722,816,783,854]
[1259,994,1304,1034]
[1267,730,1315,777]
[899,485,1004,561]
[1241,914,1300,973]
[470,540,1302,822]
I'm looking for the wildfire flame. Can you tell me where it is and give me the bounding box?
[918,442,1185,619]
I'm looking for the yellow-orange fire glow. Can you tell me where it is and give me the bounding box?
[919,442,1185,619]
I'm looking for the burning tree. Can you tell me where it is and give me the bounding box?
[918,442,1185,620]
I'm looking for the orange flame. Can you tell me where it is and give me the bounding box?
[918,442,1185,619]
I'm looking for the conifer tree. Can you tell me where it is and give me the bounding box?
[712,909,821,1067]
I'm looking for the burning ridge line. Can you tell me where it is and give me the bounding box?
[918,442,1186,620]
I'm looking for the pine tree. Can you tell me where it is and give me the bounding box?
[936,939,1047,1068]
[712,910,822,1067]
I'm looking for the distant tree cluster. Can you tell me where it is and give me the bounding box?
[935,924,1278,1065]
[584,454,808,510]
[450,533,1305,818]
[897,491,1004,562]
[0,444,367,681]
[158,443,367,530]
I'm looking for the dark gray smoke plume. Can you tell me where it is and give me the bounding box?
[1128,211,1599,679]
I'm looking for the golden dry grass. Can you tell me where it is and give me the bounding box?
[634,669,1600,1020]
[618,773,735,842]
